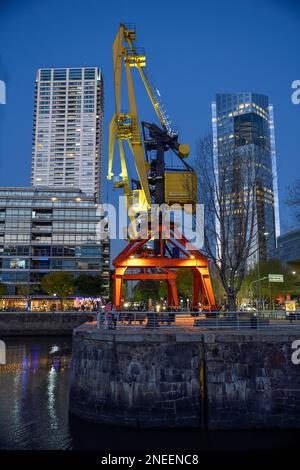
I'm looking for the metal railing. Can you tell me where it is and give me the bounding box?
[95,310,300,331]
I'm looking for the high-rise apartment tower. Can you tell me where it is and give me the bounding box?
[31,67,103,199]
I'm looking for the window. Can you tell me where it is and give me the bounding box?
[2,272,29,282]
[2,258,28,269]
[69,69,82,80]
[234,112,270,149]
[40,69,52,81]
[53,69,66,81]
[84,69,95,80]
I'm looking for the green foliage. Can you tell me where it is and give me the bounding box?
[132,267,225,306]
[176,269,193,298]
[0,282,6,297]
[16,284,38,298]
[133,280,161,302]
[41,272,74,310]
[241,258,300,302]
[74,274,103,297]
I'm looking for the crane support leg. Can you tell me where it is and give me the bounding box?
[168,279,179,308]
[167,279,179,308]
[198,267,215,307]
[192,268,201,310]
[113,267,126,309]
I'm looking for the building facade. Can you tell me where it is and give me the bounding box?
[31,67,103,198]
[0,187,109,295]
[212,92,280,265]
[274,228,300,265]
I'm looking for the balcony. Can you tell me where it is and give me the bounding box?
[32,212,53,221]
[32,225,52,233]
[31,234,52,244]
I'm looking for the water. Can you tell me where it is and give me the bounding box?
[0,336,299,451]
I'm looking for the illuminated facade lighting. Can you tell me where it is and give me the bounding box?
[31,67,104,200]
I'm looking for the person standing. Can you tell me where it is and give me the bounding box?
[112,306,118,330]
[104,301,113,329]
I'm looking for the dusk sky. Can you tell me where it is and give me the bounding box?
[0,0,300,236]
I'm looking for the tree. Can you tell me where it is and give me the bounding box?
[209,264,226,305]
[74,274,103,297]
[41,272,74,311]
[242,258,300,306]
[176,269,193,299]
[194,135,265,311]
[0,282,6,297]
[133,280,160,302]
[286,177,300,223]
[16,284,38,298]
[16,284,38,311]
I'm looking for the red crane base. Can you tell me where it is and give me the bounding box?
[112,223,215,311]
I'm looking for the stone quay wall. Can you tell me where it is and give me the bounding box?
[204,331,300,429]
[69,325,300,429]
[69,328,205,428]
[0,312,94,336]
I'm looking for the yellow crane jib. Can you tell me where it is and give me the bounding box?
[108,23,151,214]
[108,23,195,221]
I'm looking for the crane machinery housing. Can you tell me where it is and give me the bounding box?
[108,23,215,311]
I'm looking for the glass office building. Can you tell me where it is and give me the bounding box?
[274,229,300,264]
[212,93,280,265]
[0,187,109,295]
[31,67,103,198]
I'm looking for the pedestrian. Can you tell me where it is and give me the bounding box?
[112,306,118,330]
[104,301,113,329]
[97,309,105,329]
[127,310,133,325]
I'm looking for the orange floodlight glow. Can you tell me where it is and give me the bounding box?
[112,222,215,311]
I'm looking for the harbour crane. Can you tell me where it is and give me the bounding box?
[108,23,215,311]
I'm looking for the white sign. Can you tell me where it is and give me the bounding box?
[268,274,284,283]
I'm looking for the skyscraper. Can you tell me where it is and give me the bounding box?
[31,67,103,199]
[212,93,280,265]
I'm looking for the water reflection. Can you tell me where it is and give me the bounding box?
[0,337,72,450]
[0,337,300,451]
[47,366,58,429]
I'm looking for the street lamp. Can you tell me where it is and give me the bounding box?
[256,231,270,310]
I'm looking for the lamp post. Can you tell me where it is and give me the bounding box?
[256,232,269,310]
[249,277,268,311]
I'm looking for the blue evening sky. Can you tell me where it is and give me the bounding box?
[0,0,299,242]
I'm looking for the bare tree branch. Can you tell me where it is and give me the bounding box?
[193,135,265,310]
